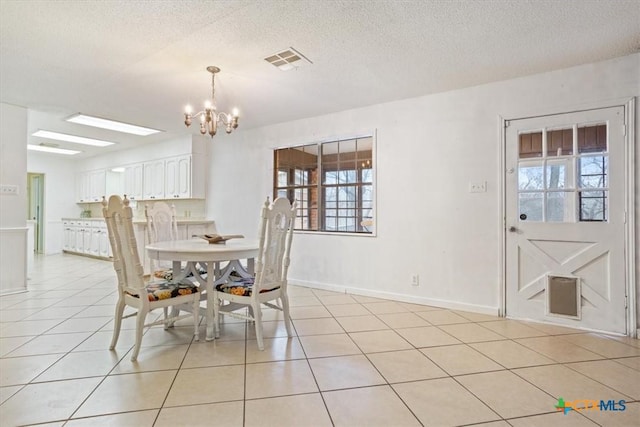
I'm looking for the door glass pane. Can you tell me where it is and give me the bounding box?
[546,159,573,189]
[519,132,542,158]
[578,124,607,154]
[546,191,575,222]
[519,192,543,221]
[580,191,607,221]
[579,156,607,188]
[546,128,573,156]
[519,162,544,190]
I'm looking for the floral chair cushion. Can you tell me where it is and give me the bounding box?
[127,279,199,302]
[215,277,279,297]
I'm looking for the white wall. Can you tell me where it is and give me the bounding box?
[27,152,78,254]
[207,54,639,320]
[0,103,28,294]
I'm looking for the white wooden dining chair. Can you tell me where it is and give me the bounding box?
[213,197,296,350]
[103,195,200,361]
[145,201,179,280]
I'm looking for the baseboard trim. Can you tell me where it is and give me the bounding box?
[288,279,499,316]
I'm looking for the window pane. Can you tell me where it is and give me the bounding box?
[546,128,573,156]
[519,193,543,221]
[579,156,607,188]
[362,168,373,183]
[277,170,288,186]
[519,132,542,159]
[546,159,573,189]
[546,192,575,222]
[324,171,338,185]
[578,124,607,154]
[519,163,544,190]
[338,169,356,184]
[580,191,607,221]
[325,217,337,231]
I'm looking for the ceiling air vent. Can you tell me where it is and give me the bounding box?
[264,47,311,71]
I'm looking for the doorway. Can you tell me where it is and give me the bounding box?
[27,173,44,253]
[504,105,630,335]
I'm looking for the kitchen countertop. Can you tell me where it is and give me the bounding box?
[63,217,215,224]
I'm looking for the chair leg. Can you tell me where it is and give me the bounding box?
[163,307,169,330]
[281,292,293,337]
[213,291,220,338]
[192,297,200,341]
[109,299,126,350]
[254,302,265,351]
[131,308,147,362]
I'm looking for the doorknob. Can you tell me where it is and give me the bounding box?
[509,226,517,232]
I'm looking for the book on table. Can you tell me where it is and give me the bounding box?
[193,234,244,244]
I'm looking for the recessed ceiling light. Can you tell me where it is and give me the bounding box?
[27,144,81,155]
[66,114,162,136]
[32,130,115,147]
[265,47,312,71]
[111,167,125,173]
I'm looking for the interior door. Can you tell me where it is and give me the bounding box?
[505,106,627,334]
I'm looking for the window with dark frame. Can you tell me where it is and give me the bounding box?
[274,136,374,233]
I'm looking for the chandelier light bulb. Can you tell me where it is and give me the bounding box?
[185,105,192,114]
[232,108,239,117]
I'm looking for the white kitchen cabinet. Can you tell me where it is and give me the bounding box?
[165,155,192,199]
[76,169,106,202]
[124,163,143,201]
[89,170,106,202]
[76,172,90,203]
[62,219,112,259]
[98,224,111,258]
[63,220,75,251]
[90,226,101,256]
[81,221,92,254]
[143,159,165,200]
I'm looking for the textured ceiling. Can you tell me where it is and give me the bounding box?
[1,0,639,158]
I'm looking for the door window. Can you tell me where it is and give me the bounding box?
[517,123,608,223]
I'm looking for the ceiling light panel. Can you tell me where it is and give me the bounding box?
[32,130,115,147]
[27,145,81,155]
[66,114,162,136]
[265,47,311,71]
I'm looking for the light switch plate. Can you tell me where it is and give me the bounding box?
[468,181,487,193]
[0,184,19,195]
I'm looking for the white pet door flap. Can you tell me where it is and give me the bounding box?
[546,275,581,320]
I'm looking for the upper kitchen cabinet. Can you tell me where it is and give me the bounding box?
[76,169,106,203]
[74,135,207,203]
[142,154,204,200]
[143,159,165,200]
[123,163,143,201]
[165,154,204,199]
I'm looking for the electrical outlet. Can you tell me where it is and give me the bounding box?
[0,184,18,195]
[411,274,420,286]
[468,181,487,193]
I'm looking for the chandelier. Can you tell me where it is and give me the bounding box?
[184,66,239,137]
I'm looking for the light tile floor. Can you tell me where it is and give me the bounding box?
[1,254,639,426]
